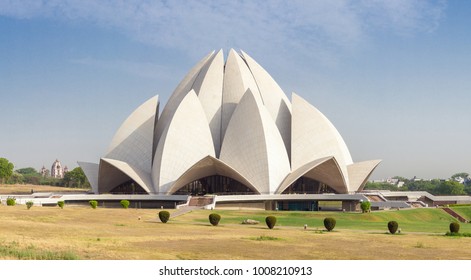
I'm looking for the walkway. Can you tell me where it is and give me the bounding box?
[170,206,203,218]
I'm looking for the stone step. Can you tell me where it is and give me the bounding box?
[442,207,469,223]
[170,206,202,218]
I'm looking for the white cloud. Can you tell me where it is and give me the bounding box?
[0,0,446,63]
[357,0,446,35]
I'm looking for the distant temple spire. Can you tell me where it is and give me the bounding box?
[40,165,48,177]
[51,159,65,179]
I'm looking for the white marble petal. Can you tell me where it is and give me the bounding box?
[220,89,290,194]
[291,92,353,189]
[154,51,215,148]
[221,49,262,142]
[152,90,215,194]
[276,157,348,194]
[105,96,158,174]
[192,49,224,156]
[77,161,99,194]
[100,158,153,194]
[241,50,292,158]
[348,160,382,192]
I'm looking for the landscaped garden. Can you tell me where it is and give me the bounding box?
[0,205,470,260]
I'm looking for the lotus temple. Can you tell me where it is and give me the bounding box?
[76,49,383,211]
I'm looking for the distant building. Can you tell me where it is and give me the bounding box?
[371,178,404,188]
[453,176,465,184]
[40,166,49,177]
[386,178,399,185]
[50,159,68,179]
[411,176,424,182]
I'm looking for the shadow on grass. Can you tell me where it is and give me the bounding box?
[143,220,161,223]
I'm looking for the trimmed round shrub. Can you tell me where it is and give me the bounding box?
[388,221,399,234]
[120,200,130,209]
[89,200,98,209]
[159,210,170,223]
[450,222,460,233]
[265,216,277,229]
[209,213,221,226]
[6,197,16,206]
[57,201,65,209]
[323,217,336,231]
[360,201,371,213]
[26,201,34,210]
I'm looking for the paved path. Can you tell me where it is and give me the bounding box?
[170,206,203,218]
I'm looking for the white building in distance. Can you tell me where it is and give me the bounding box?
[51,159,68,179]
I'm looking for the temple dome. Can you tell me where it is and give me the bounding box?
[79,49,381,195]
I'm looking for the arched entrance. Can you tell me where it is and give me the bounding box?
[109,180,148,194]
[173,175,256,195]
[282,177,338,194]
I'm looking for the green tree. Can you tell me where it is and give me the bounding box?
[451,173,469,180]
[437,181,465,195]
[388,221,399,234]
[465,184,471,195]
[209,213,221,226]
[450,222,460,233]
[7,172,24,184]
[63,167,88,188]
[26,201,34,210]
[323,217,336,231]
[363,181,399,191]
[405,179,441,194]
[265,216,277,229]
[89,200,98,209]
[159,211,170,223]
[6,197,16,206]
[120,200,130,209]
[57,201,65,209]
[360,201,371,213]
[16,167,38,175]
[0,158,14,184]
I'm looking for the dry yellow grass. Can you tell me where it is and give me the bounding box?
[0,184,88,194]
[0,206,470,260]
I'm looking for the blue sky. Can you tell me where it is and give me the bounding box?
[0,0,469,180]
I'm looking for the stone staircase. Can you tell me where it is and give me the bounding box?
[188,196,214,207]
[442,207,469,223]
[170,196,215,218]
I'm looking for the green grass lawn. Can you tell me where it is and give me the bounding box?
[181,208,471,233]
[2,205,471,260]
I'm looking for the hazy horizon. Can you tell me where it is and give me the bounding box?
[1,1,470,180]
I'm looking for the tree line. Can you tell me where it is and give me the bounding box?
[364,173,471,196]
[0,157,90,188]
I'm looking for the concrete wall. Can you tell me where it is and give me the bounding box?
[215,201,267,210]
